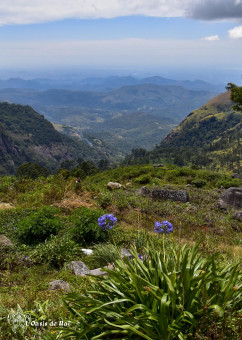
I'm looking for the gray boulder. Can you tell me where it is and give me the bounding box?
[233,211,242,221]
[218,187,242,209]
[69,261,91,276]
[49,280,71,292]
[0,235,14,247]
[107,182,122,190]
[151,188,189,203]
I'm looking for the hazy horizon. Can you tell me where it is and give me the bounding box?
[0,1,241,86]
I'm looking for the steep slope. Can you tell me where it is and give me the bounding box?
[0,103,108,175]
[127,91,241,171]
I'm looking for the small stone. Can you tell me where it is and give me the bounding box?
[69,261,91,276]
[89,268,108,276]
[81,249,93,256]
[107,182,122,190]
[49,280,71,292]
[185,206,197,213]
[120,248,132,261]
[0,235,14,247]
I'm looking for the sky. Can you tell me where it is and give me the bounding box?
[0,0,242,83]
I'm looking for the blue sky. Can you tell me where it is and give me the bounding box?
[0,0,242,83]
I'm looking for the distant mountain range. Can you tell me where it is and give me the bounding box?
[0,75,224,92]
[125,91,241,171]
[0,75,228,167]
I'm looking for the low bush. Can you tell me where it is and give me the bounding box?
[97,192,112,208]
[135,174,152,185]
[191,179,207,188]
[59,242,241,339]
[15,206,61,245]
[68,207,108,245]
[216,179,241,189]
[0,245,18,270]
[30,235,81,268]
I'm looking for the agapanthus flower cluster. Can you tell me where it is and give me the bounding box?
[154,221,173,234]
[98,214,117,230]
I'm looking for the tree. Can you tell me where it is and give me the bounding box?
[16,162,50,179]
[226,82,242,111]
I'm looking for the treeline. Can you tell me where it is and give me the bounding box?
[16,158,111,180]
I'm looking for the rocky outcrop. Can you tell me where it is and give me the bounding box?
[218,187,242,209]
[151,188,189,203]
[136,186,189,202]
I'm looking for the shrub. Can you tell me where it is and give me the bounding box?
[30,235,81,268]
[97,192,112,208]
[216,179,241,189]
[59,242,241,339]
[135,174,152,185]
[191,179,207,188]
[0,245,18,270]
[68,207,107,245]
[15,206,61,245]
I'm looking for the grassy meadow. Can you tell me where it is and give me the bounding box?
[0,164,241,339]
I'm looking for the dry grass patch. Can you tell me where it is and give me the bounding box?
[54,191,95,210]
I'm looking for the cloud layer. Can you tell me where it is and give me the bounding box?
[188,0,242,20]
[0,0,242,26]
[1,38,241,68]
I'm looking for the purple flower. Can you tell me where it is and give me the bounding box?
[154,221,173,234]
[138,254,143,261]
[98,214,117,230]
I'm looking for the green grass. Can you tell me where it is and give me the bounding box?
[0,164,241,339]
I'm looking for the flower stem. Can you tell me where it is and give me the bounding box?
[163,234,165,262]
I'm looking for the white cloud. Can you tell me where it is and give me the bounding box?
[0,0,190,26]
[228,25,242,38]
[202,35,220,41]
[0,0,241,26]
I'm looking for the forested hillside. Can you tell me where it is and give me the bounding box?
[0,103,109,174]
[125,91,242,171]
